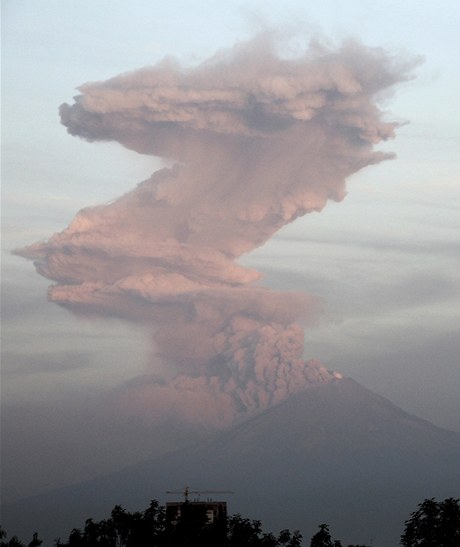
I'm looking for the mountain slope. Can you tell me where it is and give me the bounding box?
[3,378,460,546]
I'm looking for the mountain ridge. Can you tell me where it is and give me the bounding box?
[2,378,460,547]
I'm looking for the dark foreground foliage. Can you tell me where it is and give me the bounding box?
[47,500,302,547]
[2,497,459,546]
[308,523,343,546]
[400,497,460,547]
[0,528,42,547]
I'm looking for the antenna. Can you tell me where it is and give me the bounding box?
[166,486,233,502]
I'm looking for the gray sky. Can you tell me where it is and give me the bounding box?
[2,0,460,502]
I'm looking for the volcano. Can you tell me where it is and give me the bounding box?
[2,378,460,547]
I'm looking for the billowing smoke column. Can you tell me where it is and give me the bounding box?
[19,35,415,427]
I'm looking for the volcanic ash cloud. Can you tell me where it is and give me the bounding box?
[19,35,415,427]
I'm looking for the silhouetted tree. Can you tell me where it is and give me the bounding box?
[400,497,460,547]
[26,534,42,547]
[138,500,166,547]
[0,527,41,547]
[56,500,166,547]
[309,524,342,547]
[223,515,302,547]
[1,529,19,547]
[277,529,303,547]
[2,538,25,547]
[226,514,263,546]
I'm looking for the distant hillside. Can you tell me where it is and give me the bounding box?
[3,378,460,547]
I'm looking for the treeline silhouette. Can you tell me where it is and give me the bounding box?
[1,497,459,546]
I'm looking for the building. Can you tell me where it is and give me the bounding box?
[165,499,228,529]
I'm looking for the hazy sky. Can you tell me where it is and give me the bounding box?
[2,0,460,502]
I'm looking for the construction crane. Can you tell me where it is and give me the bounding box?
[166,486,233,502]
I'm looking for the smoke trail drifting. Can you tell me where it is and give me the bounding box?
[19,35,415,426]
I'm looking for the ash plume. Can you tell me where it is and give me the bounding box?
[19,34,416,427]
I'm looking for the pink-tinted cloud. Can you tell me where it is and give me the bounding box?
[18,34,415,426]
